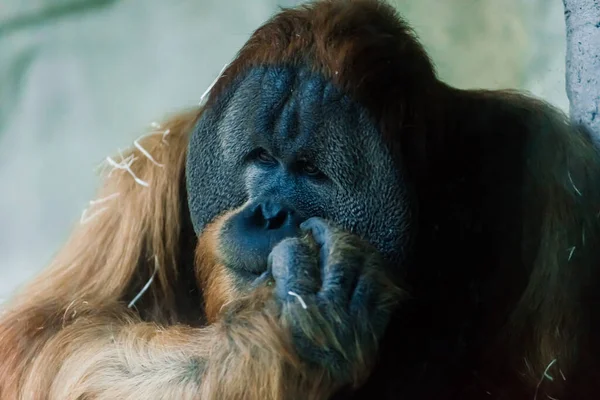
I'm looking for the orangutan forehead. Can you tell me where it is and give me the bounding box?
[194,64,395,184]
[230,66,347,141]
[207,64,383,153]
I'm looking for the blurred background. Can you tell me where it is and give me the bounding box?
[0,0,570,302]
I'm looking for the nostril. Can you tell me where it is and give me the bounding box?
[265,210,289,230]
[250,203,266,226]
[247,200,302,231]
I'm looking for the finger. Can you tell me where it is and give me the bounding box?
[269,237,320,299]
[300,217,336,271]
[349,274,392,339]
[300,217,333,244]
[318,261,361,308]
[249,270,273,290]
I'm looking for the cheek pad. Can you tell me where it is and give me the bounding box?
[186,107,248,236]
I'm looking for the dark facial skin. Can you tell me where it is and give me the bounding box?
[186,65,413,281]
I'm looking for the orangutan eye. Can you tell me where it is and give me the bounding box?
[298,159,325,179]
[254,148,277,165]
[301,161,320,176]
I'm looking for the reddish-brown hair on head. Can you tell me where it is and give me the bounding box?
[209,0,437,145]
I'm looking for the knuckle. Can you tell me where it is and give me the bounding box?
[275,236,303,250]
[270,238,303,264]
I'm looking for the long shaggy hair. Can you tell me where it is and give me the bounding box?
[0,108,361,399]
[0,110,197,396]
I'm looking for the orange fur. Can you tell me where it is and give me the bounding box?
[0,107,361,399]
[195,208,240,323]
[0,108,201,398]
